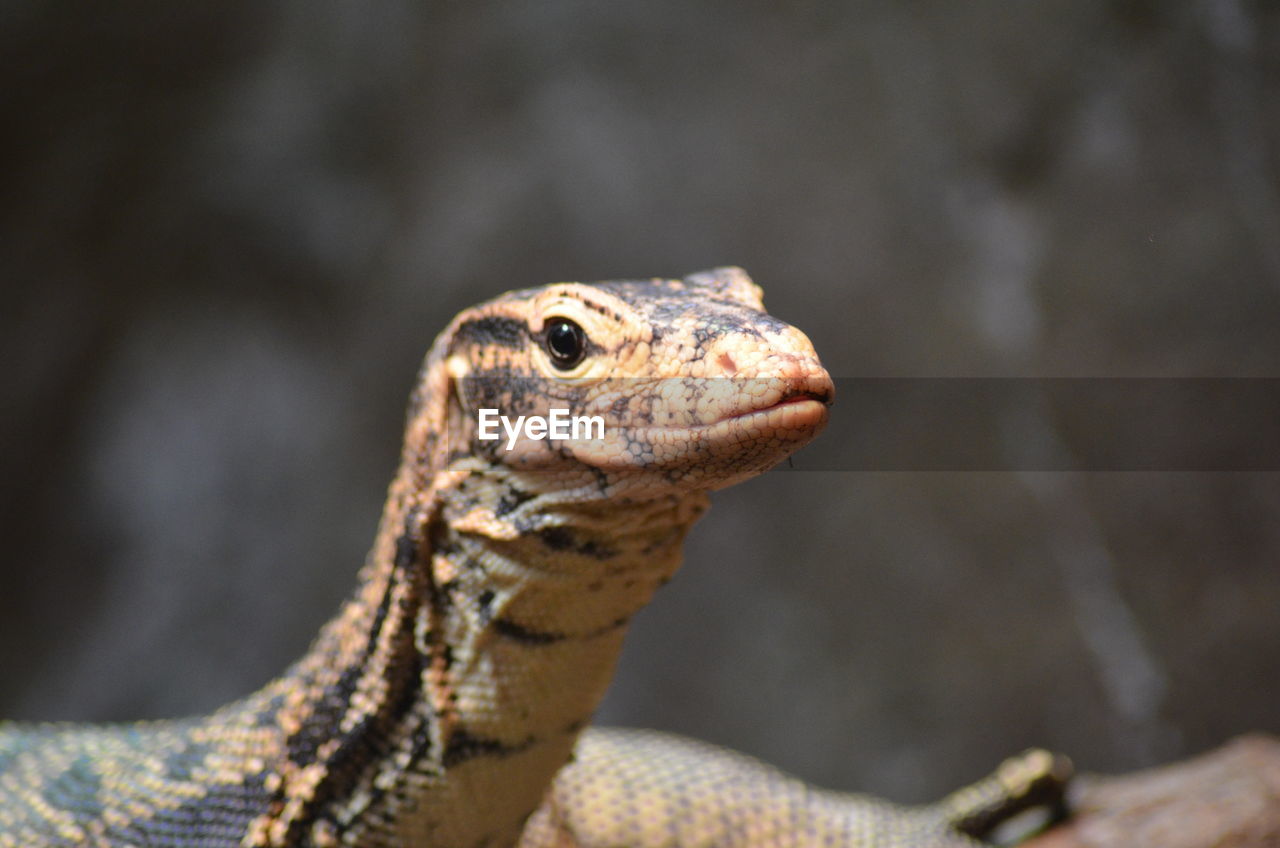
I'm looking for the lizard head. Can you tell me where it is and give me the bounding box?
[408,267,832,499]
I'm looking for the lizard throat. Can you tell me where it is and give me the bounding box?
[270,467,712,846]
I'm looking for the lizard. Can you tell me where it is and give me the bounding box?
[0,267,1071,847]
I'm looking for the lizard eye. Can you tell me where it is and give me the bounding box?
[544,318,587,369]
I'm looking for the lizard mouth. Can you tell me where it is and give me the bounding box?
[562,371,833,477]
[717,371,834,425]
[669,372,833,456]
[719,389,831,433]
[731,388,832,418]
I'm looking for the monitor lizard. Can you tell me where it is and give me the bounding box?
[0,268,1070,847]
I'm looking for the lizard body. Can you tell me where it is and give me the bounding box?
[0,268,1069,847]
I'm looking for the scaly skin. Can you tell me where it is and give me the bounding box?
[528,730,1071,848]
[0,268,1069,847]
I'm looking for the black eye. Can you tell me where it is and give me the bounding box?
[544,317,587,369]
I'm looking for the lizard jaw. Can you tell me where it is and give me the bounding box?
[560,370,833,492]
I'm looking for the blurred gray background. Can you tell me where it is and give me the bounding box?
[3,1,1279,803]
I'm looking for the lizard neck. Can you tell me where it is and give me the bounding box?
[224,459,710,846]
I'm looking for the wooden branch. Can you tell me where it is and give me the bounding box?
[1023,734,1280,848]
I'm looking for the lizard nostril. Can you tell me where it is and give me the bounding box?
[716,352,738,375]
